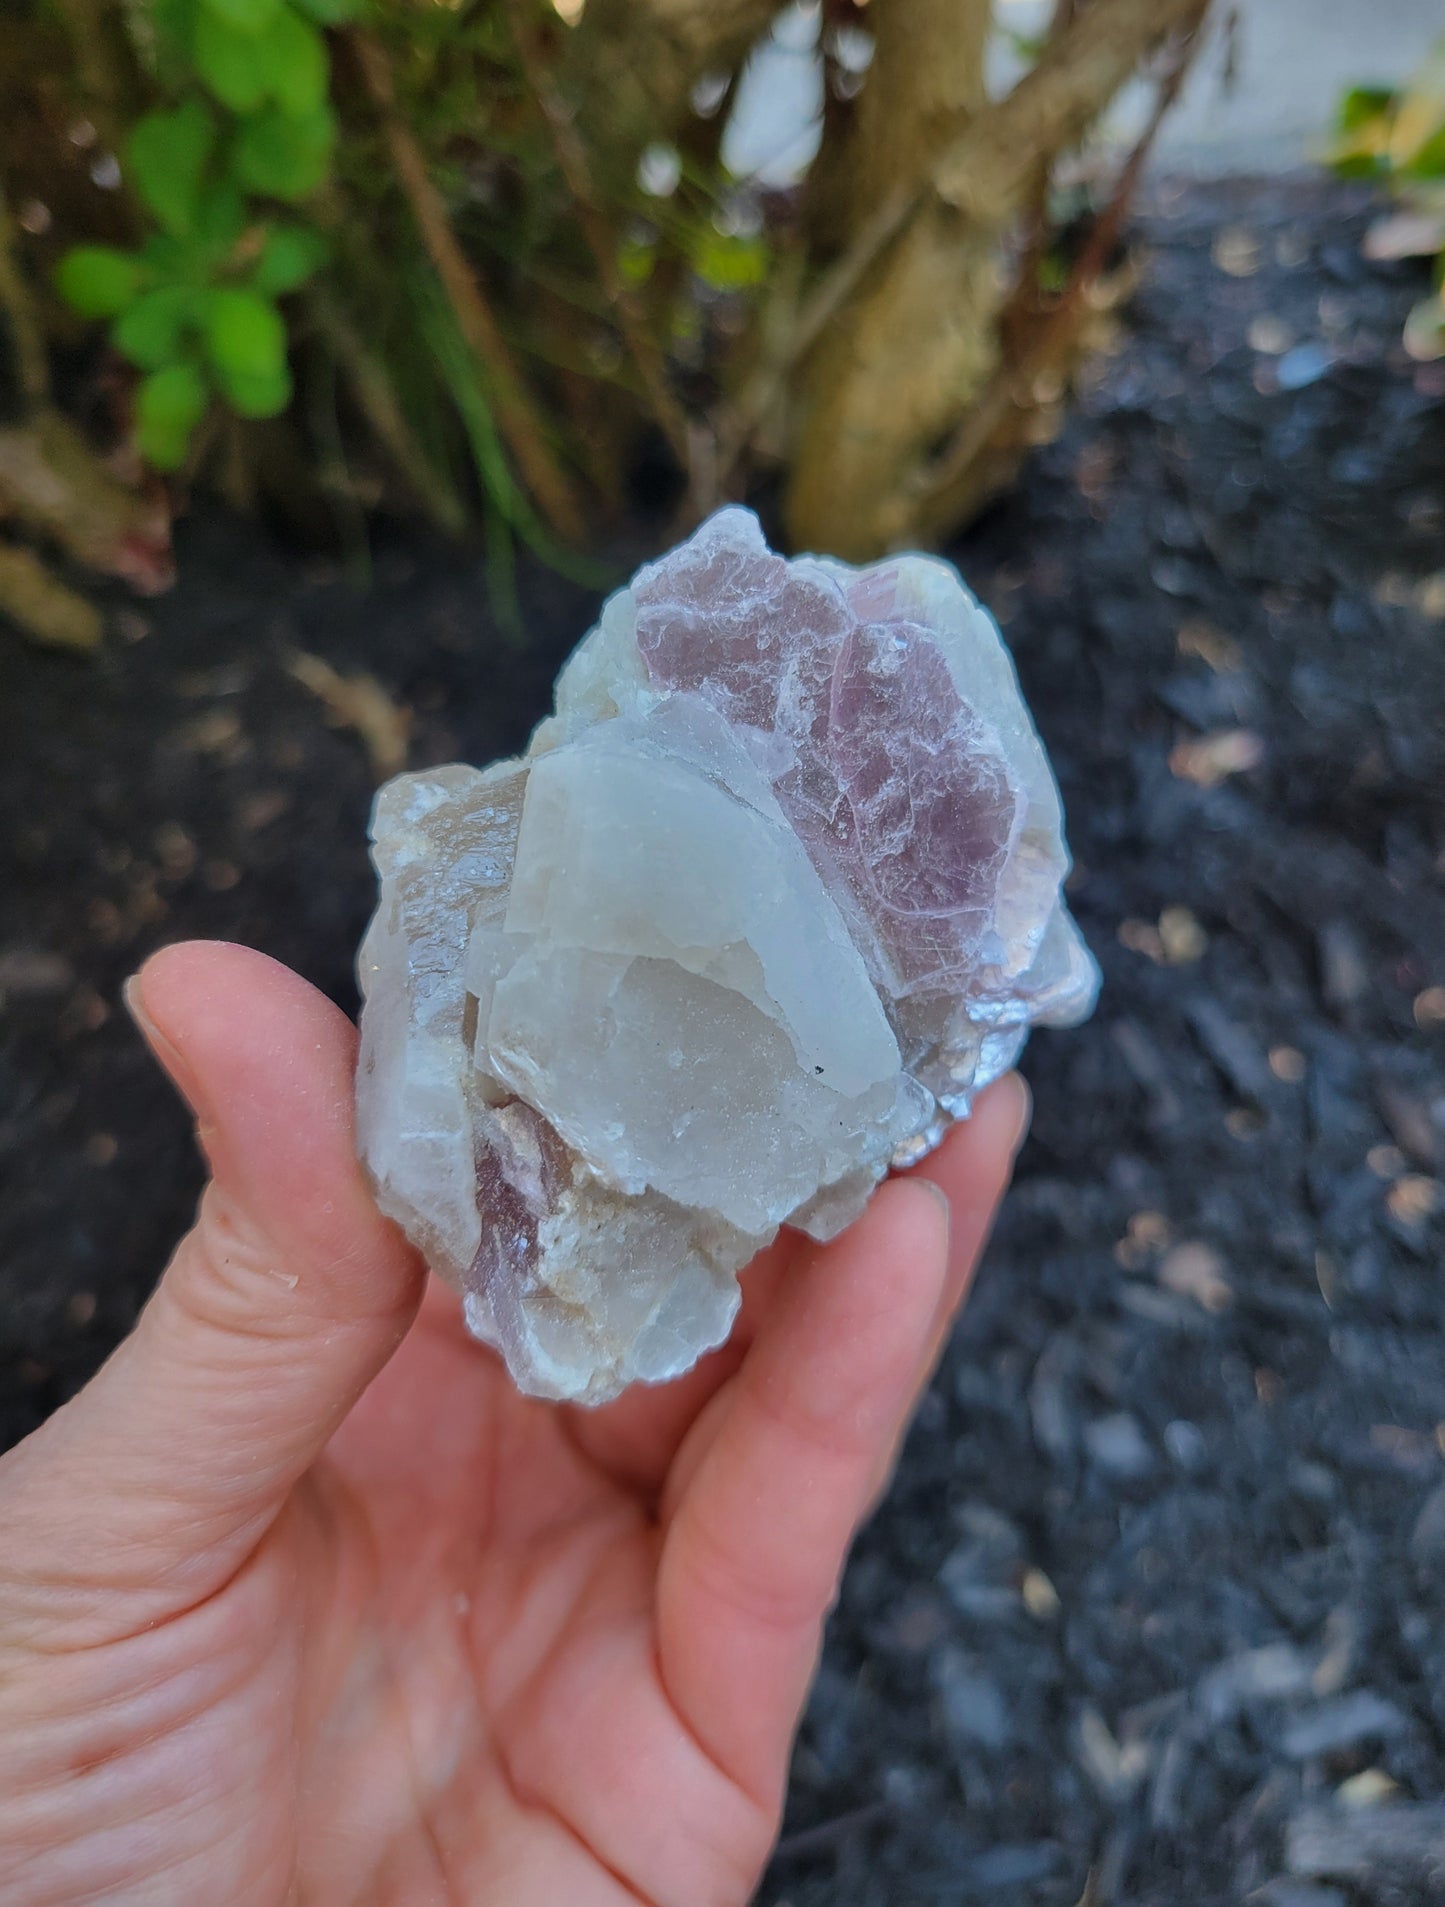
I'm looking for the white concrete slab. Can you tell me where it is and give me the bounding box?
[720,0,1442,188]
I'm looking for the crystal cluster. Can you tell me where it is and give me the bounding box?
[356,509,1098,1403]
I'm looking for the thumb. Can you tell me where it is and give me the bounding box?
[4,941,424,1627]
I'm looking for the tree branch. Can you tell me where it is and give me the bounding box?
[783,0,1213,556]
[915,1,1210,529]
[792,0,1206,363]
[934,0,1206,220]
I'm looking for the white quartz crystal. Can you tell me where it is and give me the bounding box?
[357,509,1099,1403]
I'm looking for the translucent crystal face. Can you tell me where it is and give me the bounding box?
[357,508,1099,1404]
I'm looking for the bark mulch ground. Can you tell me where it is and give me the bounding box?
[2,175,1443,1905]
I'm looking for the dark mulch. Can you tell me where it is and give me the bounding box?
[3,175,1444,1905]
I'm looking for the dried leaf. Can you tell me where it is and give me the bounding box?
[0,543,102,650]
[1158,1241,1233,1313]
[1387,1175,1441,1225]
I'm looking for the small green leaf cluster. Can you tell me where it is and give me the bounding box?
[1331,38,1445,362]
[54,0,354,468]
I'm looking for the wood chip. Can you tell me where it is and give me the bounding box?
[1114,1210,1171,1269]
[1159,1241,1233,1312]
[1159,905,1207,964]
[1364,209,1445,262]
[1287,1802,1445,1879]
[1021,1567,1061,1621]
[1118,917,1164,962]
[288,652,411,780]
[1169,728,1264,787]
[1214,227,1263,277]
[1386,1175,1441,1225]
[1248,314,1294,356]
[1177,619,1242,672]
[1335,1768,1400,1809]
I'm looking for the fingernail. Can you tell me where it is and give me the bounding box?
[123,967,204,1117]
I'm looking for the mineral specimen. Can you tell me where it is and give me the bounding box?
[356,508,1098,1403]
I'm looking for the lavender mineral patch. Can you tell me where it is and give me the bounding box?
[356,509,1099,1402]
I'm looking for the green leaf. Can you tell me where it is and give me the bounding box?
[193,181,248,261]
[231,101,334,199]
[135,362,210,468]
[200,0,280,28]
[691,229,767,293]
[193,5,274,111]
[218,360,293,416]
[1404,291,1445,361]
[149,0,198,58]
[1337,85,1396,136]
[618,236,654,288]
[126,99,215,238]
[252,222,328,293]
[205,286,286,381]
[194,3,327,116]
[1405,121,1445,180]
[138,231,190,277]
[291,0,358,21]
[265,9,328,115]
[54,246,146,318]
[112,285,208,369]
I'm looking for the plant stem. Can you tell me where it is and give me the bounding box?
[309,284,468,538]
[350,29,586,545]
[0,186,50,411]
[510,4,695,478]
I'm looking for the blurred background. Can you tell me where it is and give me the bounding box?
[2,2,1444,1902]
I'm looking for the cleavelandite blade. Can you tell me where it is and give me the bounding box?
[356,508,1099,1404]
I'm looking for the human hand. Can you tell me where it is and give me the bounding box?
[0,942,1027,1906]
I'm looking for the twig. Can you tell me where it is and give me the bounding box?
[0,186,51,410]
[350,30,586,544]
[510,4,695,477]
[916,1,1209,511]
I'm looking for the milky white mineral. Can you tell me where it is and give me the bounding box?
[356,508,1099,1403]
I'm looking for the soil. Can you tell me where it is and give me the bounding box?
[3,175,1444,1906]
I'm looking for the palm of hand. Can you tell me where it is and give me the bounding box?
[276,1289,778,1907]
[0,945,1021,1906]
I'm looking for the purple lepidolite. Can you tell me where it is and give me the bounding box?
[357,508,1098,1402]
